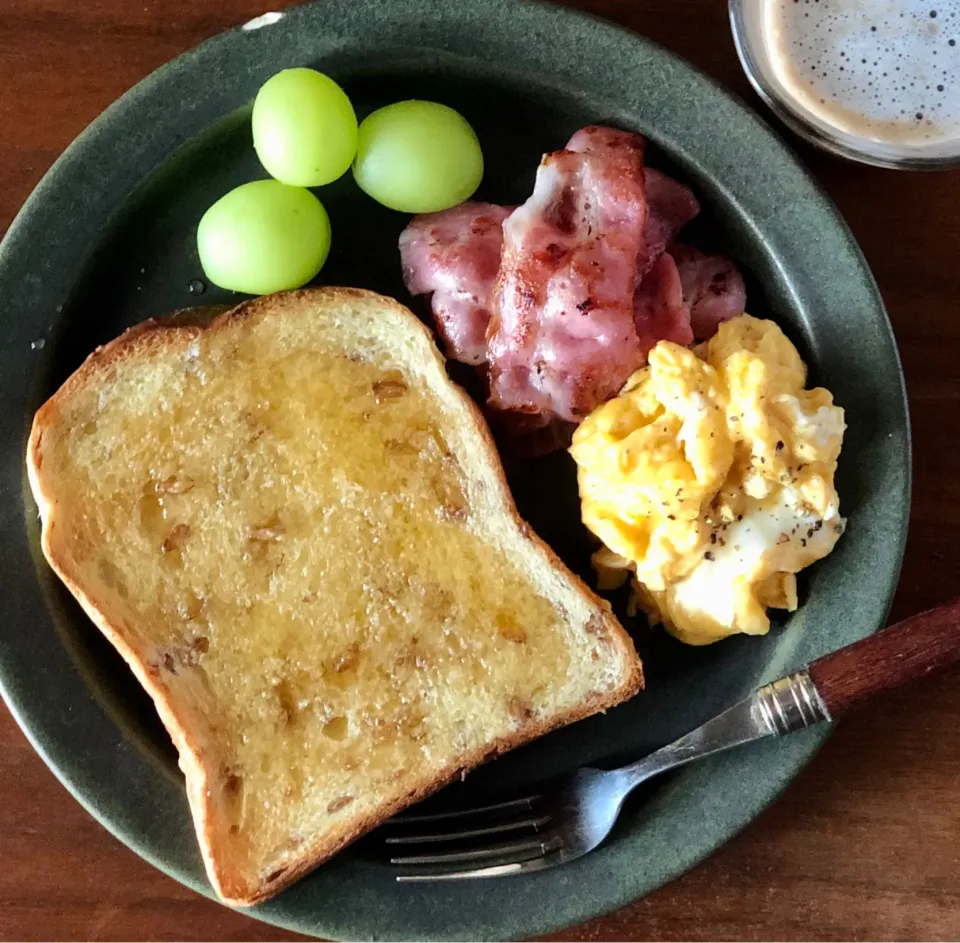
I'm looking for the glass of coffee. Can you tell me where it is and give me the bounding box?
[730,0,960,169]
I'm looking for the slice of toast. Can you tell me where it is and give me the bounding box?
[27,288,642,905]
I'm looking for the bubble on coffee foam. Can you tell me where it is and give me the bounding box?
[765,0,960,144]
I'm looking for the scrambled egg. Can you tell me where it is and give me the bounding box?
[569,315,846,645]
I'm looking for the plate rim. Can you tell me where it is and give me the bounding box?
[0,0,911,939]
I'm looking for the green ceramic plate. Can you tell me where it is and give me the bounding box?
[0,0,909,939]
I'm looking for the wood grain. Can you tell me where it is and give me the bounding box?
[809,598,960,718]
[2,0,960,940]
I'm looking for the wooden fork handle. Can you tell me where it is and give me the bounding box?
[808,597,960,718]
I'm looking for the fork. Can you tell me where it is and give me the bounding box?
[381,596,960,880]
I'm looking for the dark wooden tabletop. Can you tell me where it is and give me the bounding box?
[2,1,960,940]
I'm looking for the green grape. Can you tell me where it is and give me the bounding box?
[252,68,358,187]
[197,180,331,295]
[352,101,484,213]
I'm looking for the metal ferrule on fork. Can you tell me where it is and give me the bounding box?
[755,670,832,736]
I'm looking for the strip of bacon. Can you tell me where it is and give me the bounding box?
[670,243,747,339]
[487,126,648,423]
[641,169,700,277]
[399,202,511,365]
[634,252,695,356]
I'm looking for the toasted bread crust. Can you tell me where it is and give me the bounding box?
[27,287,642,905]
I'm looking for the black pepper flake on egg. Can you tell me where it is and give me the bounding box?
[704,551,715,561]
[801,538,808,547]
[776,441,785,452]
[710,533,717,545]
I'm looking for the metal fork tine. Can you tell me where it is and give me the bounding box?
[384,813,551,845]
[390,836,548,867]
[395,852,558,881]
[386,794,541,825]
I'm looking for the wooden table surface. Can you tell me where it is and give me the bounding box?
[2,1,959,940]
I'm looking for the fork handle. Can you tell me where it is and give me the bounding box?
[614,599,960,799]
[808,596,960,718]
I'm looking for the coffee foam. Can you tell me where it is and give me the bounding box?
[763,0,960,146]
